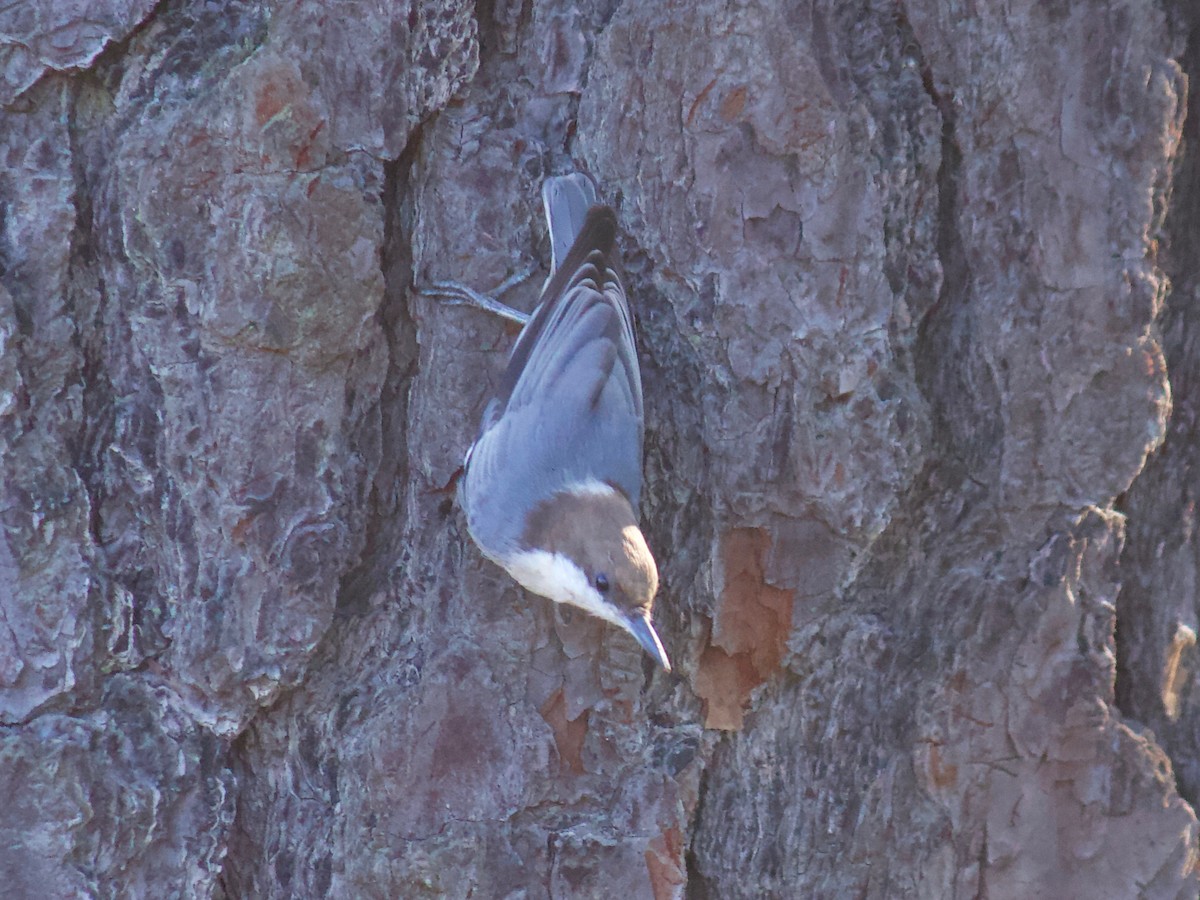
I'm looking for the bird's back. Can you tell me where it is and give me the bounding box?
[462,180,644,560]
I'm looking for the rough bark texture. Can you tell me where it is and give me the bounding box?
[2,0,1198,897]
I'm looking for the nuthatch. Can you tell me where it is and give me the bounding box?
[437,174,671,671]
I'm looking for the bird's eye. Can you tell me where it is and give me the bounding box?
[594,573,610,594]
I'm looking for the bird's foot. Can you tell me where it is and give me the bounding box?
[420,266,535,326]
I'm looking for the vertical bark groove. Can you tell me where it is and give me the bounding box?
[1,0,1197,896]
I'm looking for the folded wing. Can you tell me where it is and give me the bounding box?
[464,204,644,557]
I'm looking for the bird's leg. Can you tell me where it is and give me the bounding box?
[421,265,536,326]
[424,282,530,325]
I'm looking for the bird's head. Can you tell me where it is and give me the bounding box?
[504,480,671,671]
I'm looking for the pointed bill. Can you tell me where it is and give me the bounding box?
[624,613,672,672]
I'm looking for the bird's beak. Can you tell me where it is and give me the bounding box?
[624,613,672,672]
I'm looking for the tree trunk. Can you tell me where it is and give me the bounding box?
[2,0,1198,897]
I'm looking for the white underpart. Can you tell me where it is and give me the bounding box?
[505,549,629,630]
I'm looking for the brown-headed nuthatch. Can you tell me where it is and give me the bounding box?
[435,174,670,670]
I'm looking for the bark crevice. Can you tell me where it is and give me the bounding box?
[336,123,426,616]
[1114,2,1200,806]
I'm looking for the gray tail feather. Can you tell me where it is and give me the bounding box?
[542,174,600,273]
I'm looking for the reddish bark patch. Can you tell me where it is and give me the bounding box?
[645,824,686,900]
[254,75,290,126]
[539,688,589,774]
[694,528,795,730]
[693,646,761,731]
[927,743,957,789]
[249,63,326,170]
[686,77,718,126]
[429,710,499,779]
[719,85,748,121]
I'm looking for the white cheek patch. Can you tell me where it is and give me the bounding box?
[561,478,618,499]
[505,549,628,630]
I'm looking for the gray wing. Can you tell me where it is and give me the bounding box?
[463,205,644,557]
[542,174,598,272]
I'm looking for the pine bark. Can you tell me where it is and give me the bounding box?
[1,0,1198,897]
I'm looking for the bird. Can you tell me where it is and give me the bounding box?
[437,173,671,671]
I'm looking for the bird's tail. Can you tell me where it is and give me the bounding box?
[542,174,599,273]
